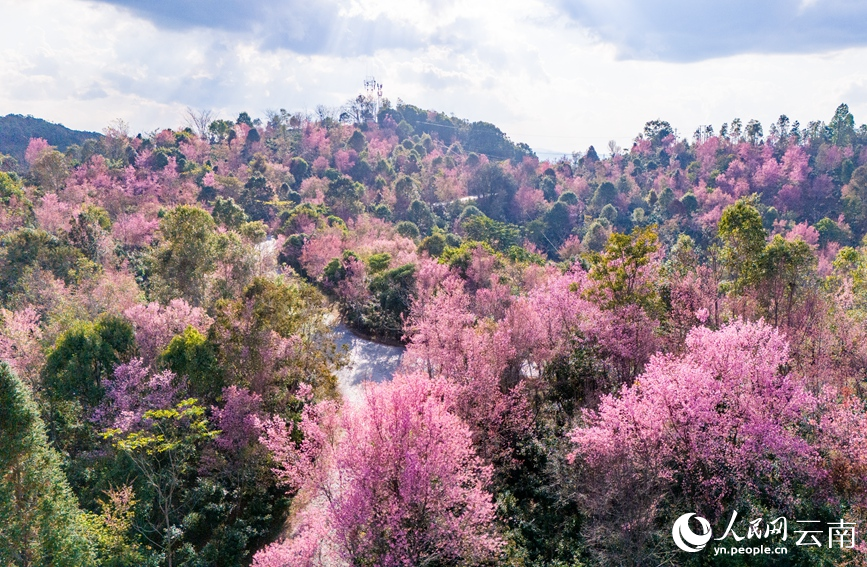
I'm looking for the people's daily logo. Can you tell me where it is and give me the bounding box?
[672,513,713,552]
[671,511,858,556]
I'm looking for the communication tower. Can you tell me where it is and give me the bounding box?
[364,76,383,116]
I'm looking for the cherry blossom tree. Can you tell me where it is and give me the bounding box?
[123,299,213,366]
[568,320,822,563]
[255,373,502,567]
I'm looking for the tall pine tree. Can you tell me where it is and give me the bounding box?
[0,362,96,566]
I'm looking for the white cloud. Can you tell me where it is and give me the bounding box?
[0,0,866,158]
[555,0,867,62]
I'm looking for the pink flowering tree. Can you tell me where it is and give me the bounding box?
[211,385,264,454]
[0,306,45,387]
[254,373,502,567]
[123,299,213,365]
[95,357,185,432]
[567,320,822,561]
[34,193,76,234]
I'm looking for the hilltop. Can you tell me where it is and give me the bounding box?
[0,113,100,168]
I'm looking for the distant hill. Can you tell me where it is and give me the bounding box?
[0,114,101,168]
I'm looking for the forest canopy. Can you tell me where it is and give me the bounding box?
[2,100,867,566]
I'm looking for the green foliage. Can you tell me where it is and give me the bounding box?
[462,214,522,251]
[440,241,498,273]
[212,196,248,229]
[458,204,483,222]
[585,225,661,313]
[160,326,221,400]
[581,221,608,253]
[240,173,273,221]
[599,203,618,223]
[718,197,768,291]
[539,175,558,202]
[656,186,675,212]
[372,203,392,221]
[815,217,850,247]
[680,192,699,213]
[558,191,578,205]
[445,232,463,247]
[419,233,447,257]
[211,276,339,406]
[0,171,32,225]
[468,162,518,221]
[80,486,143,567]
[104,398,218,567]
[325,176,364,217]
[408,199,434,234]
[238,220,268,243]
[236,112,254,128]
[544,202,573,247]
[367,252,392,273]
[364,264,416,341]
[0,228,86,300]
[465,121,532,162]
[590,181,617,210]
[754,234,817,327]
[0,363,97,566]
[347,130,367,153]
[42,315,134,407]
[288,157,309,187]
[151,205,218,306]
[506,245,546,265]
[396,220,420,239]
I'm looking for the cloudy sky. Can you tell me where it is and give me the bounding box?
[2,0,867,158]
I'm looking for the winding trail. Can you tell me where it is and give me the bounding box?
[331,323,404,403]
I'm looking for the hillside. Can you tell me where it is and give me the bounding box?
[2,100,867,566]
[0,113,100,168]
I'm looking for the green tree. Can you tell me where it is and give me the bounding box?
[151,205,218,306]
[239,173,273,221]
[407,200,434,235]
[104,399,218,567]
[543,201,573,248]
[367,252,392,273]
[600,203,618,224]
[581,221,608,253]
[467,162,518,221]
[366,264,416,341]
[396,221,420,240]
[656,187,675,213]
[590,181,617,210]
[0,228,85,300]
[755,235,816,327]
[30,149,69,193]
[718,197,767,291]
[830,103,855,146]
[585,225,661,313]
[210,276,339,409]
[643,119,673,146]
[347,130,367,153]
[418,233,447,257]
[159,326,221,401]
[462,215,521,252]
[680,192,698,214]
[325,176,363,218]
[815,217,850,247]
[42,315,135,408]
[211,196,248,229]
[288,157,309,188]
[0,363,97,567]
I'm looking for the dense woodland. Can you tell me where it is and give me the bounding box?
[2,98,867,566]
